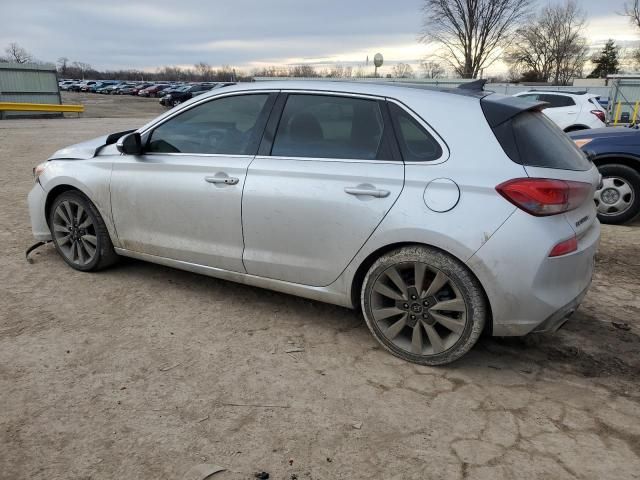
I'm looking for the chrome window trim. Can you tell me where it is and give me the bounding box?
[385,97,450,165]
[254,154,401,165]
[279,89,384,101]
[143,152,254,159]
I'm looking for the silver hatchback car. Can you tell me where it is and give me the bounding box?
[28,81,600,365]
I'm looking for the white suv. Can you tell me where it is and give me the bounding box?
[513,90,606,131]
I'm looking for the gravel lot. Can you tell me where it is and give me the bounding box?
[1,94,640,480]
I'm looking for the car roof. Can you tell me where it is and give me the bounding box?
[193,80,490,104]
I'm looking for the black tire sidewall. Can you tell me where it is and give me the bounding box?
[49,191,106,272]
[597,164,640,224]
[361,246,486,366]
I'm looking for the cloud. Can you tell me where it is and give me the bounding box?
[0,0,637,74]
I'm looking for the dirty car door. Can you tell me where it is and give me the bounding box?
[242,93,404,286]
[110,92,275,272]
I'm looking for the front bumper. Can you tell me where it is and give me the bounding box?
[468,210,599,337]
[27,182,51,241]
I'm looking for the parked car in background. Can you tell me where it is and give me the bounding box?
[128,83,153,95]
[513,90,606,131]
[79,81,99,92]
[90,81,118,93]
[159,84,214,107]
[68,81,92,92]
[28,81,600,365]
[59,80,76,91]
[95,82,122,94]
[569,126,640,224]
[113,83,139,95]
[138,84,170,97]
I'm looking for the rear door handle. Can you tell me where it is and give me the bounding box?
[205,176,239,185]
[344,187,390,198]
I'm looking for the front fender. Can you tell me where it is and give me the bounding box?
[38,160,120,248]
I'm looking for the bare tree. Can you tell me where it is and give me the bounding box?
[420,0,532,78]
[288,65,320,77]
[57,57,69,76]
[505,1,587,85]
[624,0,640,28]
[420,59,445,78]
[71,61,92,80]
[4,42,33,63]
[194,62,214,81]
[325,65,353,78]
[392,63,415,78]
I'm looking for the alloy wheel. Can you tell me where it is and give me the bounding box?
[52,200,98,266]
[595,176,634,216]
[369,262,468,356]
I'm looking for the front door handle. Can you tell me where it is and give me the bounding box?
[344,186,390,198]
[205,175,239,185]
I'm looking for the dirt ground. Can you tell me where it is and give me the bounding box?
[61,91,167,118]
[1,94,640,480]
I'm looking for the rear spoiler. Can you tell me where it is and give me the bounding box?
[481,95,548,128]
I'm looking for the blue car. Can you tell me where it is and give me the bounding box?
[569,127,640,224]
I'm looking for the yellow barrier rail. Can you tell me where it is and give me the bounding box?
[0,102,84,113]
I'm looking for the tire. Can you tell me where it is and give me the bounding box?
[48,190,118,272]
[361,246,487,366]
[595,164,640,224]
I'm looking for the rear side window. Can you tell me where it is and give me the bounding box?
[538,94,575,108]
[388,103,442,162]
[271,94,388,160]
[491,110,590,171]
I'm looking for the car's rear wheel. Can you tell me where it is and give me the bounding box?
[595,164,640,224]
[361,246,486,366]
[49,191,118,272]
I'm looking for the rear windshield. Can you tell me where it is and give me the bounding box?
[491,110,591,171]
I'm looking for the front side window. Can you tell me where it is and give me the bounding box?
[147,94,270,155]
[389,103,443,162]
[271,94,386,160]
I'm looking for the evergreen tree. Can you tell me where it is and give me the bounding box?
[588,39,620,78]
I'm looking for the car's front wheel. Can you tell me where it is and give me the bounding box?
[49,190,118,271]
[595,164,640,224]
[361,246,487,366]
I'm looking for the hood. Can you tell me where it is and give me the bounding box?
[48,129,134,160]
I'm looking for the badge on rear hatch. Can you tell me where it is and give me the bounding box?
[576,215,589,228]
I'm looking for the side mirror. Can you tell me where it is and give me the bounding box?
[116,132,142,155]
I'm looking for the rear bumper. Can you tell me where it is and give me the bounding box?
[531,284,589,333]
[468,210,599,337]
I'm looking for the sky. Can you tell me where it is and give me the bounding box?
[1,0,639,75]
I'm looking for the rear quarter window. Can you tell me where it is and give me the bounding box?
[388,103,442,162]
[491,110,591,171]
[538,94,575,108]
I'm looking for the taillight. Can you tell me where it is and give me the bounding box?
[496,178,592,216]
[591,110,606,123]
[549,236,578,257]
